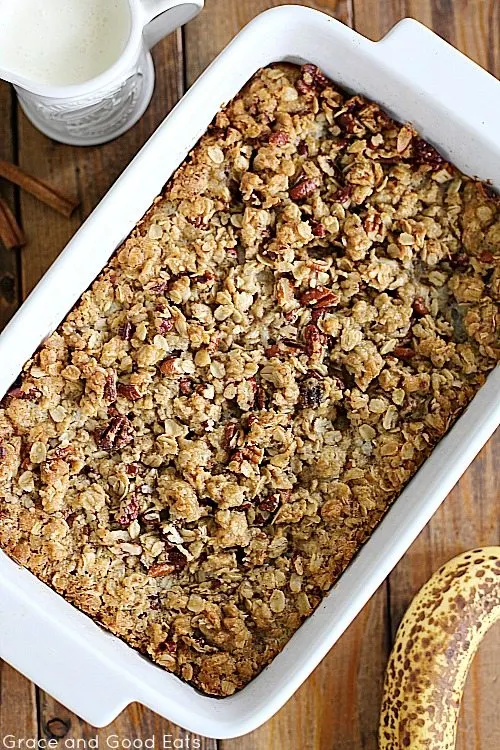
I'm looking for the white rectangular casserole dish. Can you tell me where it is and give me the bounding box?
[0,5,499,739]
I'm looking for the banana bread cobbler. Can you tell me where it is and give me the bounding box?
[0,63,499,696]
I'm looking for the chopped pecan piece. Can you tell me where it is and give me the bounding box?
[254,384,266,410]
[192,271,215,284]
[247,377,267,410]
[118,321,135,340]
[158,318,174,334]
[117,494,140,527]
[117,383,142,401]
[334,186,352,205]
[393,346,416,361]
[412,138,446,169]
[290,178,318,202]
[95,415,134,451]
[311,307,327,323]
[230,443,263,466]
[300,286,338,308]
[337,112,364,135]
[223,423,240,450]
[259,493,281,513]
[207,334,221,353]
[311,220,326,237]
[264,344,281,358]
[265,340,304,359]
[187,215,209,230]
[159,357,180,376]
[412,297,429,317]
[364,212,383,237]
[150,280,170,294]
[179,378,194,396]
[104,373,117,403]
[296,78,312,95]
[148,561,176,578]
[6,385,41,401]
[301,63,330,90]
[303,323,326,357]
[125,463,140,476]
[51,445,73,460]
[268,130,289,146]
[150,546,188,576]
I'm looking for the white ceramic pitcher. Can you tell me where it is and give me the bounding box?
[0,0,204,146]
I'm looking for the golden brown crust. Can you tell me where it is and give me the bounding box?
[0,63,499,696]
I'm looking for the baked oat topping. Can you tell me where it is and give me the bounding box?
[0,63,499,697]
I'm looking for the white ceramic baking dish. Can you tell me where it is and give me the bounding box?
[0,5,499,739]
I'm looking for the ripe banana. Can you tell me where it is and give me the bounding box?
[379,547,500,750]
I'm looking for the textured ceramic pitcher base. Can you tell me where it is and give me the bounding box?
[16,51,155,146]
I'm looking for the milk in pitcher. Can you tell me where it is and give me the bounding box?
[0,0,131,86]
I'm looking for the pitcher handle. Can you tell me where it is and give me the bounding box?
[140,0,204,49]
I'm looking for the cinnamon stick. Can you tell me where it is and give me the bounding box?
[0,159,79,218]
[0,197,26,249]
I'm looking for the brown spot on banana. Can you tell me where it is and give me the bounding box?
[379,547,500,750]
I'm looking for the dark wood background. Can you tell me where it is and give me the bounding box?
[0,1,498,748]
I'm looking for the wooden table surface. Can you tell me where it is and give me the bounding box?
[0,1,498,748]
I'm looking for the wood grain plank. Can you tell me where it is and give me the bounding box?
[0,663,38,741]
[354,0,499,80]
[353,0,434,40]
[37,694,216,750]
[431,0,499,77]
[183,0,353,88]
[0,82,20,327]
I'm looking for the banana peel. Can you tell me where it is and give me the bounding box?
[379,547,500,750]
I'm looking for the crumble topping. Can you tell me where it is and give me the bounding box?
[0,63,498,696]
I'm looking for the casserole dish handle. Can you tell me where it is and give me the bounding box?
[376,17,500,136]
[0,556,135,727]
